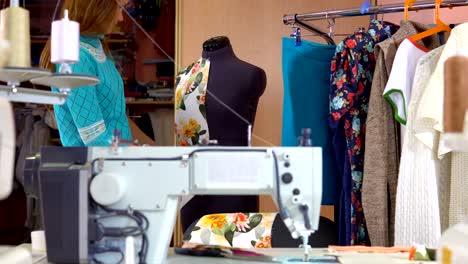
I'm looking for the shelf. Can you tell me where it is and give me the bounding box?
[31,35,133,44]
[32,39,131,44]
[126,100,174,105]
[31,39,48,44]
[143,59,173,65]
[50,138,61,144]
[0,85,67,105]
[107,39,132,44]
[31,35,50,44]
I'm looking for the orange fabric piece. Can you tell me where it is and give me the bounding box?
[328,245,413,253]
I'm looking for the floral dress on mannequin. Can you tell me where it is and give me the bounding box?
[175,58,210,146]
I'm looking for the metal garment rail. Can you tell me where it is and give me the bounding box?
[283,0,468,24]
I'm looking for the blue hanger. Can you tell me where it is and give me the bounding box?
[290,26,302,47]
[360,1,376,20]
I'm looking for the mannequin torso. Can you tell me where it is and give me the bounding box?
[180,36,266,231]
[202,36,266,146]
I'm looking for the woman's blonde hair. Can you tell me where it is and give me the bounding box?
[39,0,119,71]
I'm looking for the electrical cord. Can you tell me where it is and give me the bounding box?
[100,215,147,262]
[96,206,149,236]
[91,199,149,263]
[103,227,145,237]
[51,0,61,22]
[97,211,145,229]
[90,246,124,264]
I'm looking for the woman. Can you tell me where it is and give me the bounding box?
[40,0,154,146]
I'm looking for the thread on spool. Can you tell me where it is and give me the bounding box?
[444,52,468,133]
[31,230,47,252]
[0,6,31,67]
[125,236,136,264]
[0,35,10,68]
[10,0,20,7]
[51,9,80,64]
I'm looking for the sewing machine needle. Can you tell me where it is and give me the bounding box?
[302,236,309,262]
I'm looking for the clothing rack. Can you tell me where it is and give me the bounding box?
[283,0,468,24]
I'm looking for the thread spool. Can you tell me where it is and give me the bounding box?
[0,6,31,68]
[51,9,80,65]
[0,246,32,264]
[443,49,468,133]
[30,230,46,252]
[125,236,136,264]
[0,38,10,69]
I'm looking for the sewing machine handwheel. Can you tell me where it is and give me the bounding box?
[90,172,126,206]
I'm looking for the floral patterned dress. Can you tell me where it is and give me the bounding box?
[175,58,210,146]
[185,213,276,248]
[329,20,398,245]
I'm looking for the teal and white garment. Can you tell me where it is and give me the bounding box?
[52,36,131,146]
[384,38,428,126]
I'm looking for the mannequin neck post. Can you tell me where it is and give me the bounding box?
[202,36,231,52]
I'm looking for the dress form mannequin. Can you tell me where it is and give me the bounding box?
[202,36,266,145]
[180,36,267,231]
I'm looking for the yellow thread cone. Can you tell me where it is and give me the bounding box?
[0,6,31,68]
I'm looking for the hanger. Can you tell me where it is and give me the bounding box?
[379,12,385,24]
[360,1,375,20]
[293,15,336,45]
[290,24,302,47]
[409,0,451,41]
[302,16,351,38]
[404,0,416,21]
[326,13,336,38]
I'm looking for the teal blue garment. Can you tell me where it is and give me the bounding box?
[281,37,338,205]
[52,36,131,146]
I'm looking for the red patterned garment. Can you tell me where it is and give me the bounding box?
[329,20,399,245]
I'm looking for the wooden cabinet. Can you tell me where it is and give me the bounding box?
[28,0,176,111]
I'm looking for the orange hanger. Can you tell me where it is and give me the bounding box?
[404,0,416,21]
[409,0,451,42]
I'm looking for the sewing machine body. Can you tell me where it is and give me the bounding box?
[37,146,322,263]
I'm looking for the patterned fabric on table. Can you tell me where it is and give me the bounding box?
[329,20,398,245]
[52,35,131,146]
[185,213,276,248]
[174,58,210,146]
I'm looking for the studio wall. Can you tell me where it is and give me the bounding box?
[176,0,370,215]
[176,0,369,147]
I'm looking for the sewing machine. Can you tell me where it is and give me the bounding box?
[0,95,322,263]
[0,67,324,263]
[0,4,323,263]
[30,145,322,263]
